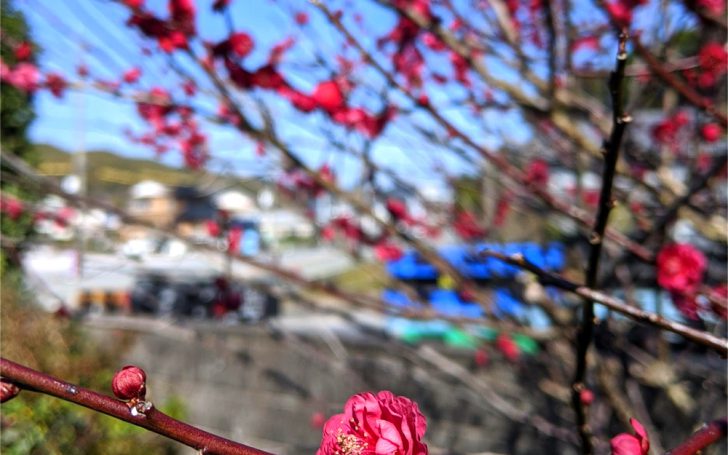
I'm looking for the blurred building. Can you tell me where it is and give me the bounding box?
[127,180,175,226]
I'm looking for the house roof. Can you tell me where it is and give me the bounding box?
[130,180,169,199]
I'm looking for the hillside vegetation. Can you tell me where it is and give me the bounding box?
[31,144,263,204]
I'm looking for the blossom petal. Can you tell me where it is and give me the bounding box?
[376,419,404,454]
[610,434,643,455]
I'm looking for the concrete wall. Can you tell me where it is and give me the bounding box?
[84,317,727,454]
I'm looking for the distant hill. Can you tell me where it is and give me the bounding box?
[31,143,264,204]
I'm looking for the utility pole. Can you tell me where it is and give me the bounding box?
[74,42,88,281]
[482,162,496,227]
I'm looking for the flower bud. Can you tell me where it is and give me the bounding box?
[112,365,146,401]
[1,380,21,403]
[474,348,489,367]
[580,389,595,406]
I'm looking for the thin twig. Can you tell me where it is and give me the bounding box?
[480,250,728,355]
[184,49,493,312]
[315,2,653,263]
[0,358,272,455]
[632,39,728,127]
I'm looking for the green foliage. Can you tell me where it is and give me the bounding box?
[1,0,38,270]
[1,395,182,455]
[31,143,264,206]
[0,275,184,454]
[0,0,36,157]
[452,176,483,215]
[331,261,388,294]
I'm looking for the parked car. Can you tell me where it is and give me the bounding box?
[129,270,279,322]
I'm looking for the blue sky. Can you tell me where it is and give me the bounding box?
[17,0,545,189]
[16,0,532,187]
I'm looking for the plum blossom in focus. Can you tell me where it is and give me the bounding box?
[317,391,428,455]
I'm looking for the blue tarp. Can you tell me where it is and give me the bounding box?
[494,288,522,317]
[429,289,484,318]
[382,242,566,323]
[386,242,565,281]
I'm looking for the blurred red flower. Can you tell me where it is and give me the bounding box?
[374,242,404,262]
[652,111,689,144]
[14,41,32,61]
[1,62,39,93]
[45,73,67,98]
[1,196,24,220]
[206,220,221,237]
[671,293,700,320]
[496,333,519,362]
[525,158,550,187]
[122,0,144,8]
[123,67,142,84]
[454,210,487,240]
[295,11,309,25]
[700,123,722,143]
[227,227,243,253]
[610,418,649,455]
[313,81,345,113]
[656,243,706,295]
[698,42,728,78]
[474,348,489,367]
[697,0,726,15]
[228,32,254,58]
[580,389,595,406]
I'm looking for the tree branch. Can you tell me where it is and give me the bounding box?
[0,358,272,455]
[633,39,728,127]
[665,417,728,455]
[480,250,728,355]
[315,2,654,263]
[571,31,631,455]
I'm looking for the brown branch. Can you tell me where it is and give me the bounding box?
[543,0,559,104]
[681,0,728,28]
[378,0,705,246]
[665,417,728,455]
[572,30,631,455]
[378,0,615,138]
[0,358,272,455]
[407,345,582,447]
[480,250,728,355]
[315,2,653,263]
[571,56,700,78]
[637,153,728,243]
[633,39,728,128]
[184,50,495,313]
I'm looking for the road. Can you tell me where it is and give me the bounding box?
[22,245,354,311]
